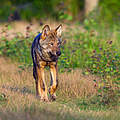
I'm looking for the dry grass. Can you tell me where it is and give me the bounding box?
[58,69,99,98]
[0,56,98,103]
[0,57,119,120]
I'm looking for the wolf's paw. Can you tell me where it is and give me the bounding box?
[49,94,56,101]
[40,96,49,102]
[41,98,49,102]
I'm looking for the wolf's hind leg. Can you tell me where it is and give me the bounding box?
[33,64,39,96]
[33,65,41,97]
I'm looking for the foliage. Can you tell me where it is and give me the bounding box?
[0,23,103,71]
[0,0,120,22]
[86,42,120,106]
[99,0,120,23]
[83,18,120,106]
[0,19,120,107]
[0,28,34,68]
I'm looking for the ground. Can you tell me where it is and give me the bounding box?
[0,57,119,120]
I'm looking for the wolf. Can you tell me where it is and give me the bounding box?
[31,24,62,101]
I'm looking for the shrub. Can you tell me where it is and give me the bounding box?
[86,41,120,106]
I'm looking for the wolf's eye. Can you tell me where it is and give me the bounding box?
[50,43,53,46]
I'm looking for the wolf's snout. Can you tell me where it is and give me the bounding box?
[56,51,61,56]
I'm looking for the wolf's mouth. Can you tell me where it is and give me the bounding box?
[49,52,59,61]
[51,56,58,61]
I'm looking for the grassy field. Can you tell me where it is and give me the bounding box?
[0,20,120,120]
[0,57,119,120]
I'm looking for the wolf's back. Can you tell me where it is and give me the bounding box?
[31,33,42,64]
[31,33,42,80]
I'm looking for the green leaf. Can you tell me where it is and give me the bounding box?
[93,64,96,68]
[66,15,73,21]
[105,68,110,72]
[98,89,102,93]
[8,25,12,30]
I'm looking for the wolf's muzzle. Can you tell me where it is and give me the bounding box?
[49,51,61,61]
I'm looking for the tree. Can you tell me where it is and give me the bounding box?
[85,0,99,15]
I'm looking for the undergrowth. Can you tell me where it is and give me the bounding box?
[0,19,120,108]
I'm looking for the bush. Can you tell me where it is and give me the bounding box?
[86,41,120,106]
[99,0,120,23]
[0,22,103,71]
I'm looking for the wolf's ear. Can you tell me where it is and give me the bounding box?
[42,25,50,39]
[55,24,62,37]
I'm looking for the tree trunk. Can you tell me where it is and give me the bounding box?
[85,0,99,15]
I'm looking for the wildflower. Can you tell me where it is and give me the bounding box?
[26,26,30,31]
[94,83,97,87]
[40,21,43,26]
[99,48,102,50]
[109,41,112,44]
[72,50,76,53]
[93,50,96,53]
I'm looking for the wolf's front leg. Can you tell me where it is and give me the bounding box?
[49,62,58,101]
[36,65,48,101]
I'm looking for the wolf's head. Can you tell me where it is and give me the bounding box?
[40,24,62,61]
